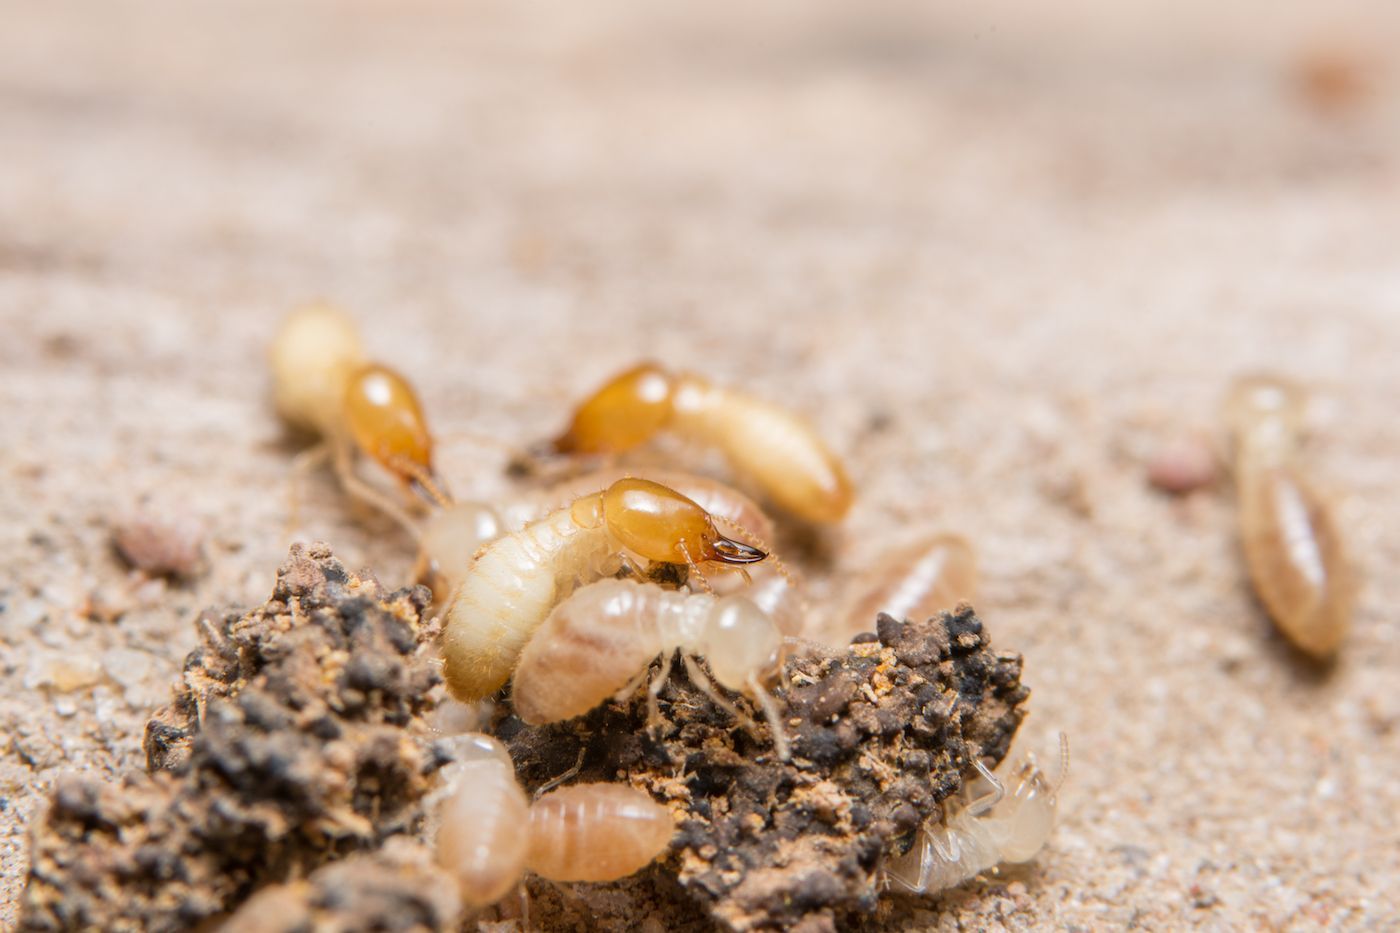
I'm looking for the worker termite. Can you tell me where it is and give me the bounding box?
[542,362,854,523]
[1225,375,1355,659]
[440,478,768,702]
[433,733,672,908]
[835,533,977,643]
[510,579,790,760]
[884,735,1068,896]
[270,304,451,534]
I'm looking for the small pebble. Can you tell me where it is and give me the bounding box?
[112,508,205,579]
[1147,434,1218,495]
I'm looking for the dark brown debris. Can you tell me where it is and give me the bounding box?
[20,543,447,932]
[499,604,1029,932]
[20,541,1029,933]
[220,838,462,933]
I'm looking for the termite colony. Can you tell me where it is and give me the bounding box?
[267,305,1064,914]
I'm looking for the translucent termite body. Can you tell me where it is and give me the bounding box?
[434,734,672,907]
[1226,375,1354,658]
[440,479,767,702]
[270,305,451,532]
[884,735,1068,896]
[548,363,854,524]
[414,501,505,602]
[510,580,788,758]
[839,534,977,642]
[525,782,676,883]
[433,734,530,907]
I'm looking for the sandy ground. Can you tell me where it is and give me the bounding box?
[2,1,1398,928]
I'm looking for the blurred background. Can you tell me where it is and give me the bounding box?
[1,0,1397,927]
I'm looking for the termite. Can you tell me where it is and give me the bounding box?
[543,363,854,523]
[510,579,790,760]
[836,533,977,642]
[440,478,768,702]
[412,471,803,623]
[270,304,451,534]
[884,735,1068,896]
[1225,375,1355,659]
[434,733,672,908]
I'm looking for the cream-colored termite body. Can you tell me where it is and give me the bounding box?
[440,479,767,702]
[550,364,853,523]
[884,735,1068,896]
[433,734,672,907]
[511,579,789,759]
[1226,375,1354,658]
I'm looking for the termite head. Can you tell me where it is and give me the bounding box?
[703,595,783,692]
[600,478,767,567]
[1224,373,1307,448]
[343,362,451,506]
[553,362,674,454]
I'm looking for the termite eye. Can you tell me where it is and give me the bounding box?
[554,363,673,454]
[343,363,434,476]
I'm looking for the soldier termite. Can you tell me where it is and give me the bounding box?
[440,478,768,702]
[542,362,854,524]
[1225,375,1355,659]
[412,470,805,628]
[270,304,451,534]
[884,735,1068,896]
[433,733,672,908]
[510,579,790,760]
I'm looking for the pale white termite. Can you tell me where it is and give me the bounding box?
[883,735,1068,896]
[433,733,673,908]
[510,579,789,760]
[440,478,767,702]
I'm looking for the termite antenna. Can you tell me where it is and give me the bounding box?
[285,443,331,536]
[1052,732,1071,797]
[746,673,791,762]
[534,747,587,797]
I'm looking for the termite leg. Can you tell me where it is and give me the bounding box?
[611,666,651,706]
[677,544,714,594]
[966,758,1006,817]
[645,652,676,727]
[286,442,331,535]
[331,443,421,539]
[746,672,790,761]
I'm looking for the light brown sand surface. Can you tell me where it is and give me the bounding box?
[2,1,1398,928]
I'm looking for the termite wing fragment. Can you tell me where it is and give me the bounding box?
[498,605,1030,931]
